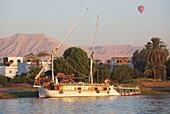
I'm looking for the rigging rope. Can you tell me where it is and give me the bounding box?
[57,8,88,49]
[34,8,88,81]
[64,59,89,78]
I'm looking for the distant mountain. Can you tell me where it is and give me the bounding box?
[2,33,168,62]
[0,33,68,58]
[81,45,143,62]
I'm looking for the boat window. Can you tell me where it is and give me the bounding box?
[103,87,107,91]
[94,88,98,90]
[17,59,21,63]
[78,87,81,90]
[10,60,14,63]
[9,70,12,74]
[27,59,31,62]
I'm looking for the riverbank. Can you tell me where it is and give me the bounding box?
[0,84,38,99]
[138,81,170,95]
[0,82,170,99]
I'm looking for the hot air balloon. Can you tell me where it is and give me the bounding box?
[138,5,144,14]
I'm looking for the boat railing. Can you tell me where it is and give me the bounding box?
[58,83,110,86]
[115,86,140,89]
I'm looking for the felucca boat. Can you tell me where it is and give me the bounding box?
[33,9,139,98]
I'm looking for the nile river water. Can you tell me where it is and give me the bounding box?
[0,94,170,114]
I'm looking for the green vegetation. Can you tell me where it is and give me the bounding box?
[165,58,170,79]
[54,47,114,83]
[0,84,38,99]
[141,89,160,95]
[141,88,170,95]
[132,37,169,81]
[7,91,38,98]
[63,47,90,77]
[52,38,169,84]
[0,75,28,85]
[24,51,50,67]
[97,63,110,83]
[0,93,17,99]
[111,65,143,83]
[132,49,147,72]
[0,75,8,85]
[0,38,169,93]
[24,51,50,85]
[10,76,27,84]
[0,91,38,99]
[54,47,90,81]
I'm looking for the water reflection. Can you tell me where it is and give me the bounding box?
[0,95,169,114]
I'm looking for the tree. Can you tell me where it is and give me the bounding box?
[132,49,147,72]
[145,38,169,80]
[53,47,90,82]
[26,66,42,84]
[0,75,8,85]
[165,58,170,79]
[10,76,27,84]
[132,69,144,79]
[158,64,167,81]
[146,38,169,65]
[111,65,134,83]
[106,59,112,71]
[24,51,50,67]
[93,59,101,83]
[24,51,50,85]
[53,57,74,75]
[132,37,169,81]
[144,62,159,80]
[97,64,110,83]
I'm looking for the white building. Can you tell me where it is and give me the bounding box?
[0,57,52,78]
[17,61,52,76]
[0,57,23,78]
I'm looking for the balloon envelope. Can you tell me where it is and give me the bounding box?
[138,6,144,14]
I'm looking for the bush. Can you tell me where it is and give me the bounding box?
[0,75,8,85]
[11,76,27,84]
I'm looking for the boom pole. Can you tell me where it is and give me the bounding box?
[34,8,88,86]
[89,15,99,84]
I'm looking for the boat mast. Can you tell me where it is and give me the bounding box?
[89,15,99,84]
[34,8,88,86]
[51,51,55,82]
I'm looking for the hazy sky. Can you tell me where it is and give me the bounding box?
[0,0,170,47]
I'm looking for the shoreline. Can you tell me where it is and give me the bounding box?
[1,89,169,99]
[138,81,170,95]
[0,91,38,99]
[0,84,170,99]
[141,87,170,95]
[0,84,38,99]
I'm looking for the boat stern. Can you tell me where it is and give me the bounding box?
[38,87,47,98]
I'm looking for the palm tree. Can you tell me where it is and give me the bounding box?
[24,51,50,85]
[147,38,169,64]
[144,62,159,80]
[26,66,42,84]
[158,64,167,81]
[24,51,50,67]
[144,37,169,80]
[106,59,112,70]
[145,42,152,62]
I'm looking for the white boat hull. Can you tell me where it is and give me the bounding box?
[38,87,120,98]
